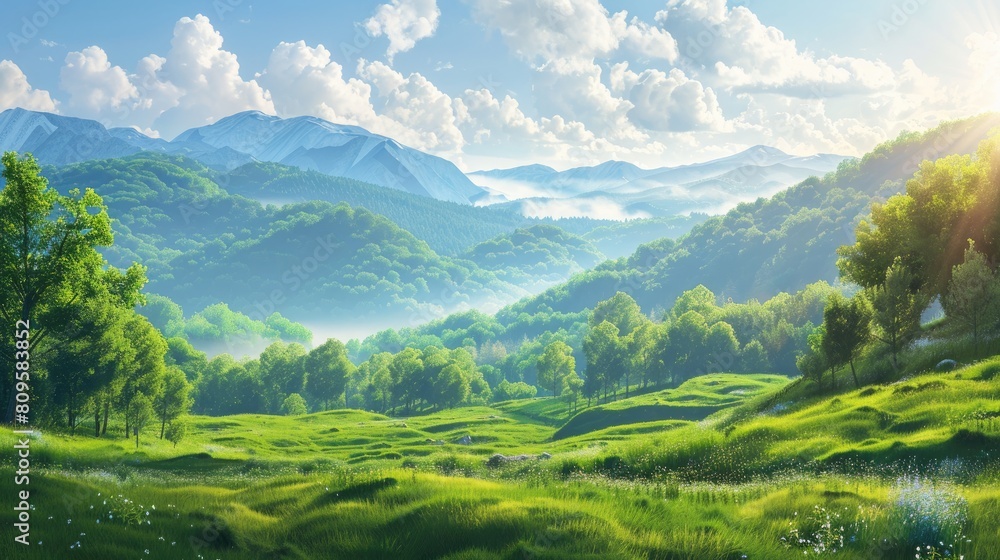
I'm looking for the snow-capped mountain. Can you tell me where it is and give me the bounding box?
[0,109,486,205]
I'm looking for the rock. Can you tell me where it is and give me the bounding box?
[486,453,531,468]
[539,452,552,460]
[456,435,472,445]
[936,359,958,372]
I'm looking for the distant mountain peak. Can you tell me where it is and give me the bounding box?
[0,108,485,205]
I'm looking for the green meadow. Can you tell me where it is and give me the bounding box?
[4,366,998,559]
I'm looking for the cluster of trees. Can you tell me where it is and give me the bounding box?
[0,153,191,446]
[803,132,1000,387]
[578,284,831,404]
[141,295,312,355]
[191,339,352,415]
[190,340,491,416]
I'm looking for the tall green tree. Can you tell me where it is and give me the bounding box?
[943,241,1000,353]
[304,339,355,410]
[584,321,625,402]
[0,151,114,421]
[536,341,576,396]
[821,294,872,388]
[591,292,645,336]
[868,258,928,371]
[155,367,192,439]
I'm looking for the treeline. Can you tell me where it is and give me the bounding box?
[141,295,312,355]
[803,131,1000,387]
[0,153,191,446]
[182,340,492,416]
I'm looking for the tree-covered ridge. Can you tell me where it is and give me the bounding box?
[26,153,703,337]
[582,214,709,259]
[503,114,1000,319]
[161,200,526,324]
[219,161,673,257]
[461,224,606,289]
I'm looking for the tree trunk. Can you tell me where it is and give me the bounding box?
[135,428,139,449]
[850,360,860,388]
[95,405,101,437]
[101,401,110,436]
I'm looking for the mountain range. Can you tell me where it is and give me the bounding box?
[470,145,848,218]
[0,108,484,205]
[0,107,846,217]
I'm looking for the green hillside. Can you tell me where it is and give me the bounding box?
[462,224,606,289]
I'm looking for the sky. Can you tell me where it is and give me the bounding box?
[1,0,999,171]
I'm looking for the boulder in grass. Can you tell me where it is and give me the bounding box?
[456,435,472,445]
[936,359,958,372]
[486,453,531,468]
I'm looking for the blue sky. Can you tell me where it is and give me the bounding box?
[1,0,998,170]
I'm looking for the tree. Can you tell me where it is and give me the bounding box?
[432,363,469,409]
[114,315,168,437]
[669,285,718,319]
[165,419,187,448]
[821,294,872,388]
[943,241,1000,353]
[281,393,308,415]
[0,151,115,422]
[389,348,423,413]
[868,258,928,371]
[560,370,584,413]
[584,321,625,402]
[536,341,576,396]
[304,339,355,410]
[668,311,709,380]
[625,321,656,395]
[740,340,771,373]
[155,367,192,439]
[493,380,537,401]
[127,393,154,449]
[259,342,307,412]
[591,292,645,335]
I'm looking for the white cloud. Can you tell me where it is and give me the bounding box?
[364,0,440,63]
[0,60,57,112]
[260,41,381,126]
[54,14,273,138]
[657,1,894,96]
[60,46,138,122]
[357,59,464,153]
[469,0,623,62]
[150,15,274,137]
[615,63,726,132]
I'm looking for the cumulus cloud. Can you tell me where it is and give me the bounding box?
[260,41,381,125]
[656,0,894,96]
[0,60,57,112]
[60,46,138,121]
[613,63,725,132]
[54,14,273,138]
[151,15,274,137]
[357,59,465,153]
[364,0,440,63]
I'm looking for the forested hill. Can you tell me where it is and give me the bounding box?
[461,224,605,290]
[500,114,1000,319]
[218,162,706,257]
[27,155,526,329]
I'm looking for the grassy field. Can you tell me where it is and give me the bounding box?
[3,369,1000,558]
